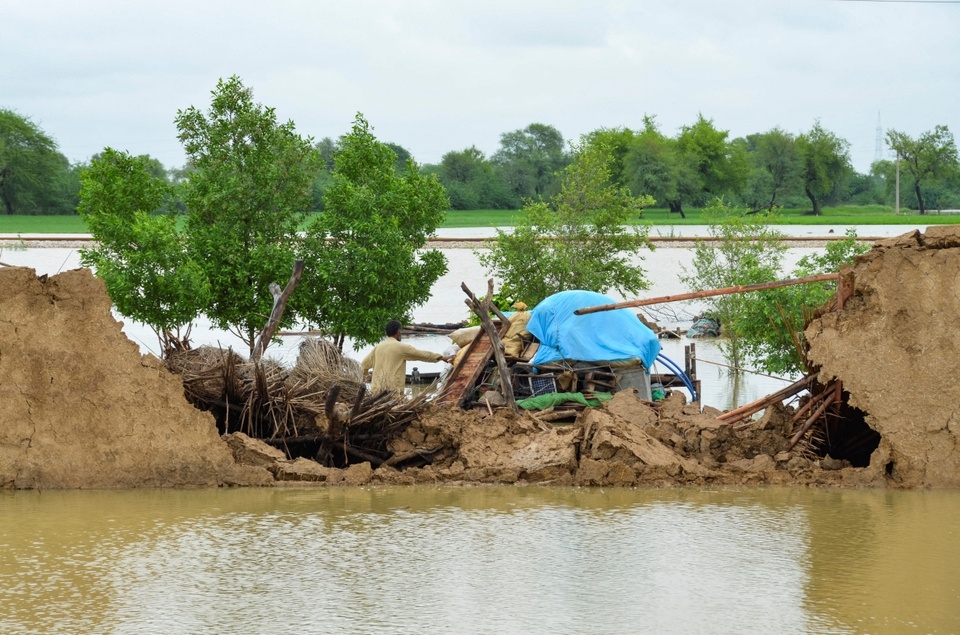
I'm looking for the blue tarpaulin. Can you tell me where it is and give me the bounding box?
[526,290,661,369]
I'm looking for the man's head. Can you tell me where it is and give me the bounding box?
[385,319,403,339]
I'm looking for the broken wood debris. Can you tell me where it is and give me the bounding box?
[462,279,517,411]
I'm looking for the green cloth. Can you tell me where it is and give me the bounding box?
[516,392,613,411]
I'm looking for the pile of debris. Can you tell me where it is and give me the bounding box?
[438,281,683,416]
[165,338,435,470]
[4,225,960,489]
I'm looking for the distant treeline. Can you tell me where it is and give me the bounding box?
[2,107,958,216]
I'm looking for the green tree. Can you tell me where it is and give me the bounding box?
[741,127,803,210]
[676,114,748,204]
[736,230,868,376]
[680,199,786,372]
[479,140,654,306]
[583,126,636,189]
[797,121,852,216]
[886,125,959,214]
[385,142,412,173]
[175,75,321,354]
[492,123,568,201]
[78,148,209,351]
[438,146,515,210]
[621,116,691,216]
[0,108,78,215]
[298,114,448,350]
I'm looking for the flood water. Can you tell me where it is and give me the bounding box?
[2,486,958,634]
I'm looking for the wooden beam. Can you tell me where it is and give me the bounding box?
[462,279,517,411]
[574,273,840,315]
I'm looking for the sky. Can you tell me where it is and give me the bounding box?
[3,0,959,174]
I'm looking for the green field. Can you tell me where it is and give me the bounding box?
[2,205,958,234]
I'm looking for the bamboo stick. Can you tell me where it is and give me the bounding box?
[574,273,840,315]
[717,374,815,422]
[463,279,517,410]
[787,381,840,450]
[789,386,833,424]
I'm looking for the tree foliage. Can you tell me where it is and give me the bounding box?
[298,114,448,350]
[676,114,748,204]
[0,108,79,215]
[492,123,568,201]
[175,75,321,353]
[623,116,680,213]
[479,140,654,306]
[886,125,959,214]
[438,146,515,210]
[797,121,852,215]
[682,200,867,376]
[680,199,787,372]
[78,149,209,346]
[735,230,868,376]
[740,127,803,211]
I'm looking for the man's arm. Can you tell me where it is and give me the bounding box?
[398,342,444,363]
[360,348,376,376]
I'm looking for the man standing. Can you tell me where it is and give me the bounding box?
[361,320,451,394]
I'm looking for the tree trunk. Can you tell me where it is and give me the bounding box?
[0,167,13,215]
[915,183,926,215]
[804,187,822,216]
[668,200,686,219]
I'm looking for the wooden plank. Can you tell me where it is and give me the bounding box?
[574,273,840,315]
[436,330,493,406]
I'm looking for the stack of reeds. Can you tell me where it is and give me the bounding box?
[165,337,437,467]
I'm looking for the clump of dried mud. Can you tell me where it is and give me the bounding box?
[0,267,270,488]
[364,391,875,488]
[3,225,960,489]
[806,226,960,488]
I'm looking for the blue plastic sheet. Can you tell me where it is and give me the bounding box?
[526,290,661,369]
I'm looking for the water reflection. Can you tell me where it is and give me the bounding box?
[2,487,958,634]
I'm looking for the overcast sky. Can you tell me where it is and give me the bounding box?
[3,0,958,174]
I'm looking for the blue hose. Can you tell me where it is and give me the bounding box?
[655,353,698,403]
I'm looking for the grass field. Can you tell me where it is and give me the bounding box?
[2,205,958,234]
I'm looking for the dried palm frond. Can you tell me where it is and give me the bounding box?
[289,337,365,401]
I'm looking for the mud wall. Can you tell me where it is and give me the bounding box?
[0,267,269,489]
[806,227,960,488]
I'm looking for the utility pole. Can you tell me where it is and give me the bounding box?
[895,153,900,216]
[874,112,884,164]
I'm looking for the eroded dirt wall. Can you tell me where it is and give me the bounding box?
[806,227,960,487]
[0,267,269,489]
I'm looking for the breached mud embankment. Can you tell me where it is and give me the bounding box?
[2,226,959,489]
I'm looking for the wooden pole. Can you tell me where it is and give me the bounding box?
[462,279,517,410]
[787,380,840,450]
[252,259,305,361]
[717,374,815,423]
[574,273,840,315]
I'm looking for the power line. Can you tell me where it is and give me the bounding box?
[831,0,960,4]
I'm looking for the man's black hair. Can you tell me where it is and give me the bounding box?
[385,320,402,337]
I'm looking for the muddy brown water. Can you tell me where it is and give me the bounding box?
[2,486,958,633]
